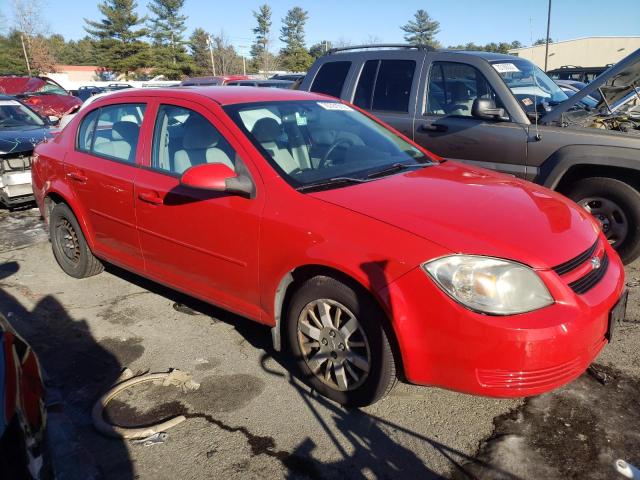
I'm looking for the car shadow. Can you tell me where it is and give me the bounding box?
[101,262,515,479]
[0,260,135,479]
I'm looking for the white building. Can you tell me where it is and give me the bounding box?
[509,36,640,70]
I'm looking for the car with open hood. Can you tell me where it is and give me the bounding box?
[300,46,640,265]
[0,96,56,207]
[0,76,82,121]
[31,87,625,406]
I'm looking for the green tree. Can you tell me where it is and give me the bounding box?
[189,27,211,74]
[0,31,31,74]
[279,6,312,72]
[147,0,193,78]
[534,38,552,45]
[309,40,331,59]
[84,0,149,77]
[250,4,277,74]
[401,9,440,47]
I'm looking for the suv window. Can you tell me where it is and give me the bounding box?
[426,62,501,117]
[152,105,237,175]
[77,103,145,163]
[353,59,416,113]
[310,61,351,98]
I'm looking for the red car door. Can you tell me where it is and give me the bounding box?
[65,100,148,269]
[134,99,264,320]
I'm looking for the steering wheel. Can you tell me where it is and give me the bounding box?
[318,138,353,168]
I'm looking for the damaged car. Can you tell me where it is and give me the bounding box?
[0,76,82,121]
[300,46,640,264]
[0,96,56,207]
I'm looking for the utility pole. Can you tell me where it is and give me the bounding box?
[242,56,246,76]
[20,33,31,76]
[544,0,552,71]
[207,34,216,76]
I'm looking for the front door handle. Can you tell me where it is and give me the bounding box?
[138,191,163,205]
[67,171,88,183]
[418,123,448,133]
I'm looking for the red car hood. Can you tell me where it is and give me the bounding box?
[309,162,600,269]
[21,94,82,118]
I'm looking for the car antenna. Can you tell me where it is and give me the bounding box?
[529,16,542,141]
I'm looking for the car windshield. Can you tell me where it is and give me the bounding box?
[39,80,68,95]
[491,59,569,114]
[224,100,431,189]
[0,99,45,127]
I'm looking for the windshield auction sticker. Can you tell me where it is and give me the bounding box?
[492,63,521,73]
[317,102,353,111]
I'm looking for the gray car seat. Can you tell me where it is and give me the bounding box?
[251,118,301,173]
[93,121,140,162]
[173,121,235,174]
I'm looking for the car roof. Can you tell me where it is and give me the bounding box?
[441,50,520,62]
[92,86,330,105]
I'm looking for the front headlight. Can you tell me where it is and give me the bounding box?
[422,255,553,315]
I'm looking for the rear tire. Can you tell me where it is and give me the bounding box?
[50,203,103,278]
[285,275,396,407]
[565,177,640,265]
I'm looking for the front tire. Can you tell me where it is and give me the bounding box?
[565,177,640,265]
[50,203,103,278]
[286,275,396,407]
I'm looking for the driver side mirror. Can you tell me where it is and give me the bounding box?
[472,98,508,121]
[180,163,254,198]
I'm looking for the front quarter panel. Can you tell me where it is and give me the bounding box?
[259,179,451,325]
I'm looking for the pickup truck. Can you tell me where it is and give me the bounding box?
[299,45,640,264]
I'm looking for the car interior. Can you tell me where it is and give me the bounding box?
[231,102,427,184]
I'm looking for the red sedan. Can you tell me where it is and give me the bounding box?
[31,87,626,406]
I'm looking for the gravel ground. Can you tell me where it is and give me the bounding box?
[0,207,638,480]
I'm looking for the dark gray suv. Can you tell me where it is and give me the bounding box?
[300,45,640,264]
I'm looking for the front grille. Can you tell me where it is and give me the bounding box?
[552,240,598,275]
[568,252,609,294]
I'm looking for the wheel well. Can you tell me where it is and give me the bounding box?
[556,164,640,194]
[273,264,405,379]
[44,192,66,223]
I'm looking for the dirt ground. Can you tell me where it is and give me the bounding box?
[0,207,638,479]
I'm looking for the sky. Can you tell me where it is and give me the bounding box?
[0,0,639,55]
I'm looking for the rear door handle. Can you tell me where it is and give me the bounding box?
[418,123,448,133]
[67,171,88,183]
[138,191,163,205]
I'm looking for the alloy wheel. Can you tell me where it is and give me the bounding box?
[297,299,371,391]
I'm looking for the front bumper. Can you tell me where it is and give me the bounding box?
[1,156,33,206]
[379,242,625,397]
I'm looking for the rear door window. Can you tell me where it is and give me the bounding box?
[353,60,378,109]
[77,103,145,163]
[352,59,416,113]
[372,60,415,112]
[309,61,351,98]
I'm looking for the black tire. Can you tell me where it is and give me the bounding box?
[565,177,640,265]
[285,275,396,407]
[50,203,103,278]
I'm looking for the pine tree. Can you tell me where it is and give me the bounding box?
[309,40,331,60]
[146,0,194,79]
[84,0,148,77]
[279,6,312,72]
[189,28,211,74]
[401,9,440,47]
[251,4,271,60]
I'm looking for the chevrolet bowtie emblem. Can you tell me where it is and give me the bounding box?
[590,256,602,270]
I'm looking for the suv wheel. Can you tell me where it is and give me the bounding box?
[286,276,396,407]
[565,177,640,264]
[50,203,104,278]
